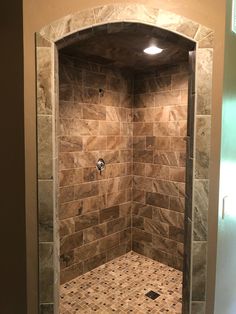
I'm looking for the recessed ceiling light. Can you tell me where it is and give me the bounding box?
[143,46,163,55]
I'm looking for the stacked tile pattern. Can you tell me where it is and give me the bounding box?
[58,54,133,284]
[132,64,188,270]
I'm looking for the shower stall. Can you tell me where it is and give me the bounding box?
[37,5,213,314]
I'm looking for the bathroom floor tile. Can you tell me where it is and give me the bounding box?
[60,251,182,313]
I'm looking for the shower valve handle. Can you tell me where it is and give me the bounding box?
[96,158,105,175]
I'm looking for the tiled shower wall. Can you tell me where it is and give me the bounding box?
[58,54,133,284]
[58,54,189,283]
[132,64,188,270]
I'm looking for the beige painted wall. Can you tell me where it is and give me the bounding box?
[23,0,225,312]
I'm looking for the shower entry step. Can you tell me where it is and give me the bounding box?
[60,252,182,313]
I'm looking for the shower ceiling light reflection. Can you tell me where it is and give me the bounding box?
[143,46,163,55]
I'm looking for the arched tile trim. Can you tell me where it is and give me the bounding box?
[36,4,214,314]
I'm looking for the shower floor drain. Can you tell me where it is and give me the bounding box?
[145,290,160,300]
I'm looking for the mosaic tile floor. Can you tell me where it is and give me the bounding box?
[60,252,182,314]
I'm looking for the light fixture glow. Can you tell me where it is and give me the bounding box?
[144,46,163,55]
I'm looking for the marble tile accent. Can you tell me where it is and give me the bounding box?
[37,46,52,115]
[156,10,199,39]
[38,180,53,242]
[192,242,207,301]
[38,115,53,180]
[193,180,209,241]
[195,116,211,179]
[196,49,213,115]
[40,303,54,314]
[191,301,206,314]
[39,243,54,303]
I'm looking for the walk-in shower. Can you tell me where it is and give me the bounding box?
[36,5,213,313]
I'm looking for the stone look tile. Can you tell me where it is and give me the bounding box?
[39,243,54,303]
[37,46,52,115]
[38,180,53,242]
[192,242,207,301]
[60,252,182,314]
[195,116,211,179]
[196,49,213,115]
[38,115,53,179]
[37,7,214,311]
[194,180,209,241]
[191,301,206,314]
[40,303,54,314]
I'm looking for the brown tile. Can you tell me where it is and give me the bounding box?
[60,218,75,236]
[75,86,92,103]
[132,202,152,218]
[171,73,188,89]
[59,200,82,219]
[99,205,120,223]
[82,195,106,213]
[133,189,146,203]
[133,123,153,136]
[60,250,74,270]
[83,253,107,273]
[59,186,74,203]
[99,233,120,252]
[107,217,129,234]
[106,242,130,261]
[74,241,99,262]
[83,167,98,182]
[119,202,132,217]
[83,136,107,151]
[99,121,120,135]
[59,169,83,187]
[144,218,169,237]
[60,231,83,254]
[133,108,155,122]
[146,192,169,209]
[155,90,181,107]
[75,211,99,231]
[155,207,184,229]
[84,71,106,88]
[154,122,180,137]
[132,228,152,244]
[59,135,83,152]
[145,164,169,179]
[153,179,179,196]
[82,104,106,120]
[133,162,145,176]
[106,191,127,207]
[169,196,185,213]
[134,93,155,108]
[74,182,99,199]
[133,136,146,150]
[133,176,153,192]
[132,215,144,229]
[169,167,186,182]
[83,223,107,244]
[171,137,187,151]
[154,151,178,166]
[133,150,153,163]
[60,262,83,284]
[155,137,171,150]
[152,234,178,255]
[169,226,184,243]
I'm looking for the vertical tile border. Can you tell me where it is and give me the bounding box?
[36,4,214,313]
